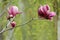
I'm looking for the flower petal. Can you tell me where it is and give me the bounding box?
[49,12,56,17]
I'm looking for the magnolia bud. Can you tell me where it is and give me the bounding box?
[8,6,19,17]
[7,15,13,20]
[11,21,16,28]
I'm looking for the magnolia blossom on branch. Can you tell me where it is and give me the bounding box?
[7,6,20,27]
[38,5,56,20]
[0,5,25,33]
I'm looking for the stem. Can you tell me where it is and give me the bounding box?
[0,18,39,34]
[0,17,15,34]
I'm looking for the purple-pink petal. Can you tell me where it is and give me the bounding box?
[49,12,56,17]
[45,5,50,10]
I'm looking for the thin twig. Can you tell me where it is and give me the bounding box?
[0,18,33,33]
[0,18,39,33]
[0,17,15,34]
[16,18,33,27]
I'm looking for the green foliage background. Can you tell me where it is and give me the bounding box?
[0,0,59,40]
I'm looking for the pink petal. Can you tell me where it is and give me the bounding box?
[42,5,50,13]
[45,5,50,10]
[39,6,44,13]
[8,8,12,15]
[49,12,56,17]
[12,6,19,14]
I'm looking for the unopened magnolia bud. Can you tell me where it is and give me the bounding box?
[7,15,13,20]
[8,6,19,17]
[11,21,16,28]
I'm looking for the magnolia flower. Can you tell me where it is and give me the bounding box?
[8,6,20,17]
[11,21,16,28]
[38,4,56,20]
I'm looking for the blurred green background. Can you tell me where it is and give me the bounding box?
[0,0,60,40]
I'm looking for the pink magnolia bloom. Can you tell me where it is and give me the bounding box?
[8,6,20,17]
[11,21,16,28]
[38,5,56,20]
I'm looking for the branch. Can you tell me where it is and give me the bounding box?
[0,18,39,34]
[16,18,39,27]
[0,17,15,34]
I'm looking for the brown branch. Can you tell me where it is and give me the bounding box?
[0,17,15,34]
[0,18,39,34]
